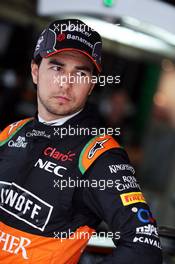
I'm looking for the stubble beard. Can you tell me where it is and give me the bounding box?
[37,92,81,118]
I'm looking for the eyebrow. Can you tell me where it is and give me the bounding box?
[48,59,93,73]
[49,59,64,67]
[75,66,92,73]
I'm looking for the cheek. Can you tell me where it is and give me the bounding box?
[73,84,91,102]
[38,71,55,91]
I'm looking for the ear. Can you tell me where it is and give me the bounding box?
[31,61,39,85]
[88,83,95,95]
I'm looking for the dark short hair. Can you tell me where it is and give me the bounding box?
[32,56,42,67]
[31,57,42,89]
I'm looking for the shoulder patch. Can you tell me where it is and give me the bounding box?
[79,135,120,174]
[0,118,33,147]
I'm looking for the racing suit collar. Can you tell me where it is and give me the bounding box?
[33,103,102,135]
[38,109,83,126]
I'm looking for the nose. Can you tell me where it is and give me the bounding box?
[59,73,73,90]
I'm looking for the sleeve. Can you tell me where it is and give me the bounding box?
[82,148,163,264]
[0,118,32,147]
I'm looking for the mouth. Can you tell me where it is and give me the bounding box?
[53,96,71,102]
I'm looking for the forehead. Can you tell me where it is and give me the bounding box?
[46,50,93,67]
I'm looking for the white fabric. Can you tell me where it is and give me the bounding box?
[38,109,82,126]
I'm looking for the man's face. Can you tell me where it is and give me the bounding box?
[31,50,95,121]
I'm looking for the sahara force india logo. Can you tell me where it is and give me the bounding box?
[0,229,31,259]
[0,181,53,231]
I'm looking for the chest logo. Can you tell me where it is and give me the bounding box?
[88,138,109,159]
[8,136,28,148]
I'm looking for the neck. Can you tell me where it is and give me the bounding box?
[38,109,83,125]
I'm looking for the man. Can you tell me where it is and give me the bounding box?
[0,19,162,263]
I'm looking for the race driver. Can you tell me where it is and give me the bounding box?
[0,19,162,263]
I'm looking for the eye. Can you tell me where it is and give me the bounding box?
[76,71,87,77]
[51,65,62,71]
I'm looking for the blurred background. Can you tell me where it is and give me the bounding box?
[0,0,175,263]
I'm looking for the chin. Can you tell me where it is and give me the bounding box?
[53,109,74,116]
[49,104,79,116]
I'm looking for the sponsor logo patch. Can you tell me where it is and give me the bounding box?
[88,138,109,159]
[0,181,53,231]
[34,158,67,177]
[131,207,156,224]
[35,35,44,52]
[67,34,93,49]
[57,33,66,41]
[0,229,31,259]
[109,164,135,174]
[26,130,51,139]
[133,236,161,249]
[8,136,27,148]
[43,147,75,162]
[115,176,141,192]
[120,192,146,206]
[136,224,158,237]
[8,121,20,135]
